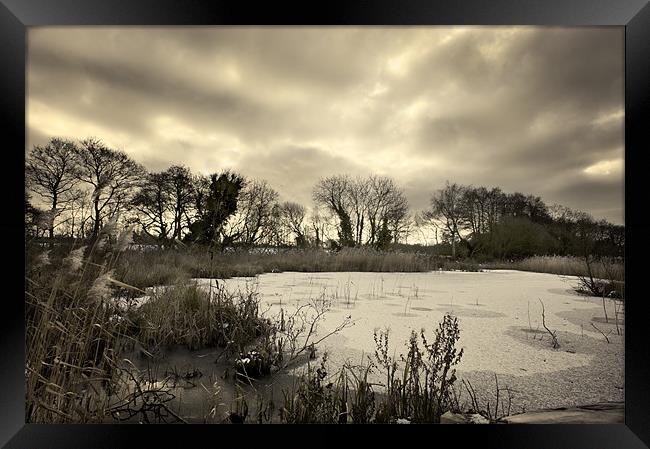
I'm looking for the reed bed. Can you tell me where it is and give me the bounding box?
[25,236,286,423]
[488,255,624,282]
[25,224,135,423]
[133,282,271,352]
[115,246,483,290]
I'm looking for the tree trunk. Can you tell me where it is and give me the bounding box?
[451,235,456,258]
[451,222,458,258]
[92,198,100,238]
[49,194,57,240]
[173,208,182,239]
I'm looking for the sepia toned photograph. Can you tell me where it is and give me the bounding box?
[25,26,624,425]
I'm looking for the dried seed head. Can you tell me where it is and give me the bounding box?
[88,270,114,301]
[64,246,86,272]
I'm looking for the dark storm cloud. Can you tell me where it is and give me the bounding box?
[547,176,624,221]
[27,26,624,224]
[237,145,367,207]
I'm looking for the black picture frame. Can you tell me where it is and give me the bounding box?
[2,0,649,447]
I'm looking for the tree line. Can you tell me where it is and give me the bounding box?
[25,137,624,259]
[424,181,624,260]
[24,137,411,249]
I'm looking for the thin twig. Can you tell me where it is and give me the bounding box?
[591,322,610,344]
[538,299,559,349]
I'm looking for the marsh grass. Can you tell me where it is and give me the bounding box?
[278,356,376,424]
[489,255,624,282]
[279,353,347,424]
[25,226,137,423]
[133,282,272,353]
[26,228,278,423]
[372,314,464,423]
[114,247,482,290]
[26,232,359,423]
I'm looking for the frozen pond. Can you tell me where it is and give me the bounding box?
[195,270,624,413]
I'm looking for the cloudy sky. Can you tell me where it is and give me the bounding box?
[27,27,624,224]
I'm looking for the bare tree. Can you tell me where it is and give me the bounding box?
[426,181,466,258]
[366,175,409,246]
[131,172,173,240]
[25,191,45,239]
[309,204,333,248]
[280,201,307,247]
[65,190,94,238]
[26,138,81,238]
[484,187,505,234]
[348,176,370,245]
[460,186,487,236]
[384,186,410,244]
[223,179,279,246]
[413,211,437,246]
[366,175,392,245]
[266,203,288,247]
[313,174,410,248]
[187,173,210,228]
[74,138,145,238]
[165,165,194,240]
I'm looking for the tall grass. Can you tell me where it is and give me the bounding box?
[25,225,276,423]
[115,246,483,290]
[133,282,272,353]
[488,255,624,282]
[25,224,135,423]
